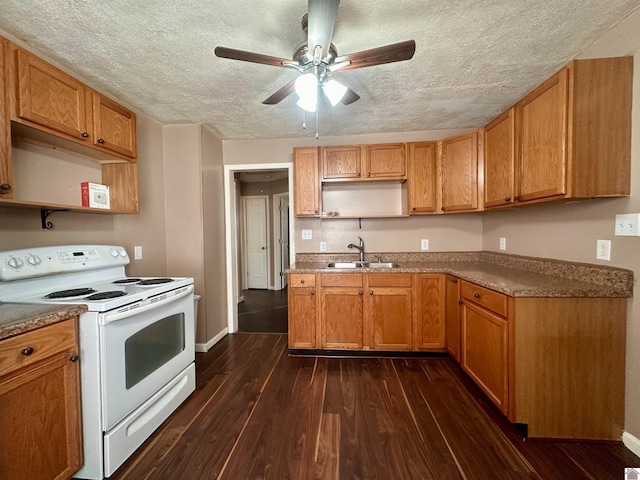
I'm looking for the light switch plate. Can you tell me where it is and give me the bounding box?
[421,239,429,251]
[301,229,312,240]
[134,245,142,260]
[499,237,507,251]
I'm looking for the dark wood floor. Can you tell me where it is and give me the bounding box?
[110,333,639,480]
[238,288,288,333]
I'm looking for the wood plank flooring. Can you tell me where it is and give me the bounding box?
[110,333,640,480]
[238,289,288,333]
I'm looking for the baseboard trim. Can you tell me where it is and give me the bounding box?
[623,431,640,458]
[237,296,244,304]
[195,327,229,353]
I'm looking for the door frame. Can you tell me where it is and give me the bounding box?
[273,192,289,291]
[242,195,270,290]
[224,163,294,334]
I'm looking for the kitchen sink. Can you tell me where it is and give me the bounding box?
[326,262,399,269]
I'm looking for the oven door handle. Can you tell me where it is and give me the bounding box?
[100,284,194,324]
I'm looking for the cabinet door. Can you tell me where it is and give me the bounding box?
[0,39,11,199]
[320,288,363,349]
[484,109,515,208]
[293,147,320,217]
[15,48,90,140]
[440,131,479,212]
[321,146,362,179]
[516,68,568,202]
[367,286,413,350]
[414,273,445,350]
[461,301,509,414]
[364,143,406,179]
[444,275,461,361]
[0,322,82,480]
[92,92,137,158]
[288,287,317,348]
[407,142,437,214]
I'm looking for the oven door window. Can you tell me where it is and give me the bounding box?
[124,313,185,389]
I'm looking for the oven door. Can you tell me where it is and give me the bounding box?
[99,284,195,430]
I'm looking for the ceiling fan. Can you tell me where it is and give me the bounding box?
[214,0,416,112]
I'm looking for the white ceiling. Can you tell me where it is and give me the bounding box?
[0,1,638,140]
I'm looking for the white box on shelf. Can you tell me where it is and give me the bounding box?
[81,182,110,209]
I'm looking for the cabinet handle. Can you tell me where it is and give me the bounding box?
[412,207,416,211]
[69,355,79,362]
[474,293,480,298]
[0,183,11,191]
[81,132,89,138]
[452,279,458,283]
[369,291,374,295]
[98,138,105,144]
[505,197,511,202]
[300,279,305,284]
[514,196,520,201]
[358,290,363,296]
[458,300,463,305]
[21,347,34,356]
[357,172,361,177]
[310,290,315,296]
[441,206,446,211]
[367,172,371,177]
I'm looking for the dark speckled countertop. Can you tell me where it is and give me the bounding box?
[287,251,633,298]
[0,303,88,340]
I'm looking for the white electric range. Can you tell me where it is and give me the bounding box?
[0,245,196,479]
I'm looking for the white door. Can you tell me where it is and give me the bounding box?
[279,196,290,289]
[245,196,269,289]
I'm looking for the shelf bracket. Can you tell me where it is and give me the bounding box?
[40,209,69,229]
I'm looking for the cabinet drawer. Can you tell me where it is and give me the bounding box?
[0,318,77,378]
[461,281,508,317]
[368,273,412,287]
[321,274,363,287]
[289,273,316,288]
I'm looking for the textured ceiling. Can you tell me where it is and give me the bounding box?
[0,0,638,140]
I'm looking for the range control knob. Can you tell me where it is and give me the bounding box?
[26,255,41,266]
[110,249,119,258]
[7,257,24,269]
[118,248,127,258]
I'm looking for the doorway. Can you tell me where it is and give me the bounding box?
[224,164,294,334]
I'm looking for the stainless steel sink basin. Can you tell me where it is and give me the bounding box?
[326,262,399,269]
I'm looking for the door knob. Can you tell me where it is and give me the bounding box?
[261,246,266,250]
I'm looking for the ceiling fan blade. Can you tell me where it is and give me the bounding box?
[215,46,292,68]
[262,79,297,105]
[308,0,340,59]
[333,40,416,71]
[340,87,360,105]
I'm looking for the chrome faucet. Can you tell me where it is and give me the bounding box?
[348,236,365,263]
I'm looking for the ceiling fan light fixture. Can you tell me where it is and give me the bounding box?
[323,78,348,106]
[296,96,317,112]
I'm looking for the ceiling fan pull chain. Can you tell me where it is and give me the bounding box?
[302,110,307,130]
[315,106,319,139]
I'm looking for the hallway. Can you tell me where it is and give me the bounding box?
[238,288,288,333]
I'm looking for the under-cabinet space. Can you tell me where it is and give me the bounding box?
[321,182,408,218]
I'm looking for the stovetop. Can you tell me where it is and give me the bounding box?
[0,246,194,312]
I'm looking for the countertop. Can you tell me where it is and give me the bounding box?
[0,303,87,340]
[286,252,633,298]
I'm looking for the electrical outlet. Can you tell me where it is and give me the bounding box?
[615,213,640,236]
[320,241,327,252]
[596,239,611,261]
[421,239,429,251]
[134,245,142,260]
[301,229,312,240]
[499,237,506,251]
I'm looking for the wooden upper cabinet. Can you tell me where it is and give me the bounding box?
[407,142,437,214]
[0,39,11,200]
[513,56,632,204]
[440,130,480,213]
[484,109,515,208]
[363,143,406,179]
[293,147,320,217]
[92,92,137,158]
[321,143,406,181]
[516,69,568,202]
[321,145,361,179]
[15,48,91,140]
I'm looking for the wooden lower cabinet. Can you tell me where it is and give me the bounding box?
[0,317,82,480]
[367,274,413,350]
[288,274,318,348]
[413,273,445,350]
[444,275,461,360]
[461,300,509,414]
[320,287,364,349]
